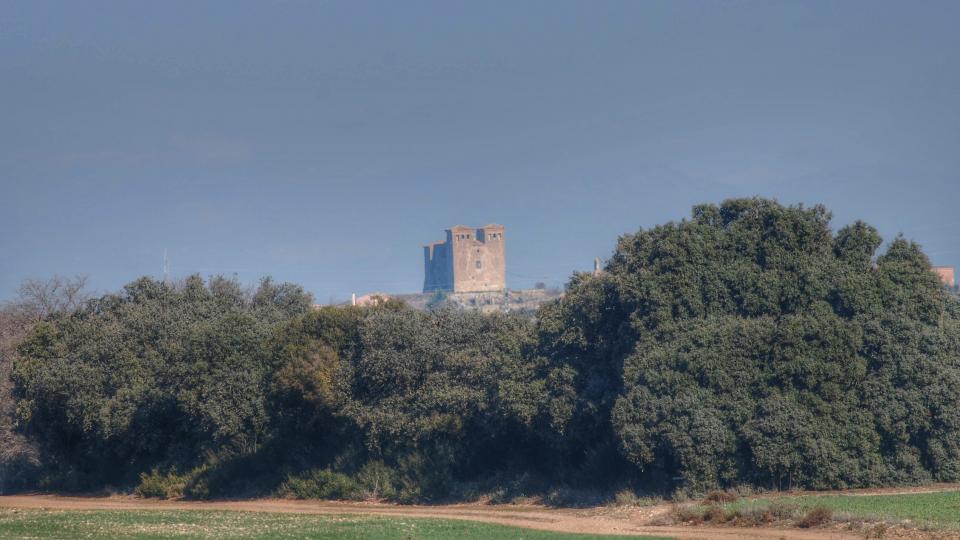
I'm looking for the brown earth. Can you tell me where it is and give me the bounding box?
[1,489,959,540]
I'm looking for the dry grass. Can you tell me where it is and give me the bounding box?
[703,490,739,504]
[610,489,662,508]
[796,505,833,528]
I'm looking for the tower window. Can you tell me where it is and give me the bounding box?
[476,260,482,269]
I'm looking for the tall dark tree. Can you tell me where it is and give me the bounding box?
[12,275,311,488]
[547,198,960,491]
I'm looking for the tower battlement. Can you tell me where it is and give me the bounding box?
[424,224,506,293]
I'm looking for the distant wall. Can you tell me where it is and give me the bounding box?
[400,288,562,313]
[934,266,956,287]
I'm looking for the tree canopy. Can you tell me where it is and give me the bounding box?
[12,275,312,488]
[543,199,960,490]
[6,198,960,498]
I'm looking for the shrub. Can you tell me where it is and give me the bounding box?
[611,489,661,507]
[278,469,363,500]
[135,469,187,500]
[797,505,833,528]
[180,452,284,500]
[356,461,397,501]
[543,487,605,508]
[185,476,209,500]
[704,490,738,504]
[865,523,889,539]
[671,504,704,525]
[703,505,729,523]
[732,506,774,526]
[613,489,639,506]
[767,500,800,520]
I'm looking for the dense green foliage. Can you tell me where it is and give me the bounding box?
[5,198,960,499]
[263,304,542,501]
[0,303,41,493]
[542,199,960,491]
[11,276,312,489]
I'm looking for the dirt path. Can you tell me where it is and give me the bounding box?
[5,485,959,538]
[746,482,960,498]
[0,494,867,539]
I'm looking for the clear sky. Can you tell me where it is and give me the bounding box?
[2,1,959,303]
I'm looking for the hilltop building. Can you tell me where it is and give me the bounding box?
[934,266,956,287]
[423,224,506,293]
[332,224,562,313]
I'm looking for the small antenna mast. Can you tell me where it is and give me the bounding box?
[163,249,170,282]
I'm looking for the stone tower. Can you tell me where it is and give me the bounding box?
[423,224,506,293]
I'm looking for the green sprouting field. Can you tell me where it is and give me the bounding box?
[730,489,960,528]
[0,509,672,540]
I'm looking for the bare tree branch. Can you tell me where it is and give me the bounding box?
[16,274,90,319]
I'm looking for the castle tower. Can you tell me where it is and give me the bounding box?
[423,224,506,293]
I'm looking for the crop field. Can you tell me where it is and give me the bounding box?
[726,489,960,529]
[0,509,672,540]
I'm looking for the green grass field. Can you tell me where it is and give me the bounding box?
[729,490,960,528]
[0,509,672,539]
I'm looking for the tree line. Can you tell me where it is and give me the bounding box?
[2,198,959,500]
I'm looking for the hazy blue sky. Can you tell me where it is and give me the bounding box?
[3,1,959,302]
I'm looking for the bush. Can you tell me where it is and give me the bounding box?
[703,505,729,523]
[180,451,287,500]
[734,506,775,526]
[356,461,397,501]
[797,505,833,528]
[542,486,606,508]
[611,489,661,507]
[670,504,704,525]
[135,469,187,500]
[767,500,800,519]
[278,469,363,500]
[0,453,42,495]
[704,490,738,504]
[865,523,889,539]
[184,475,210,500]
